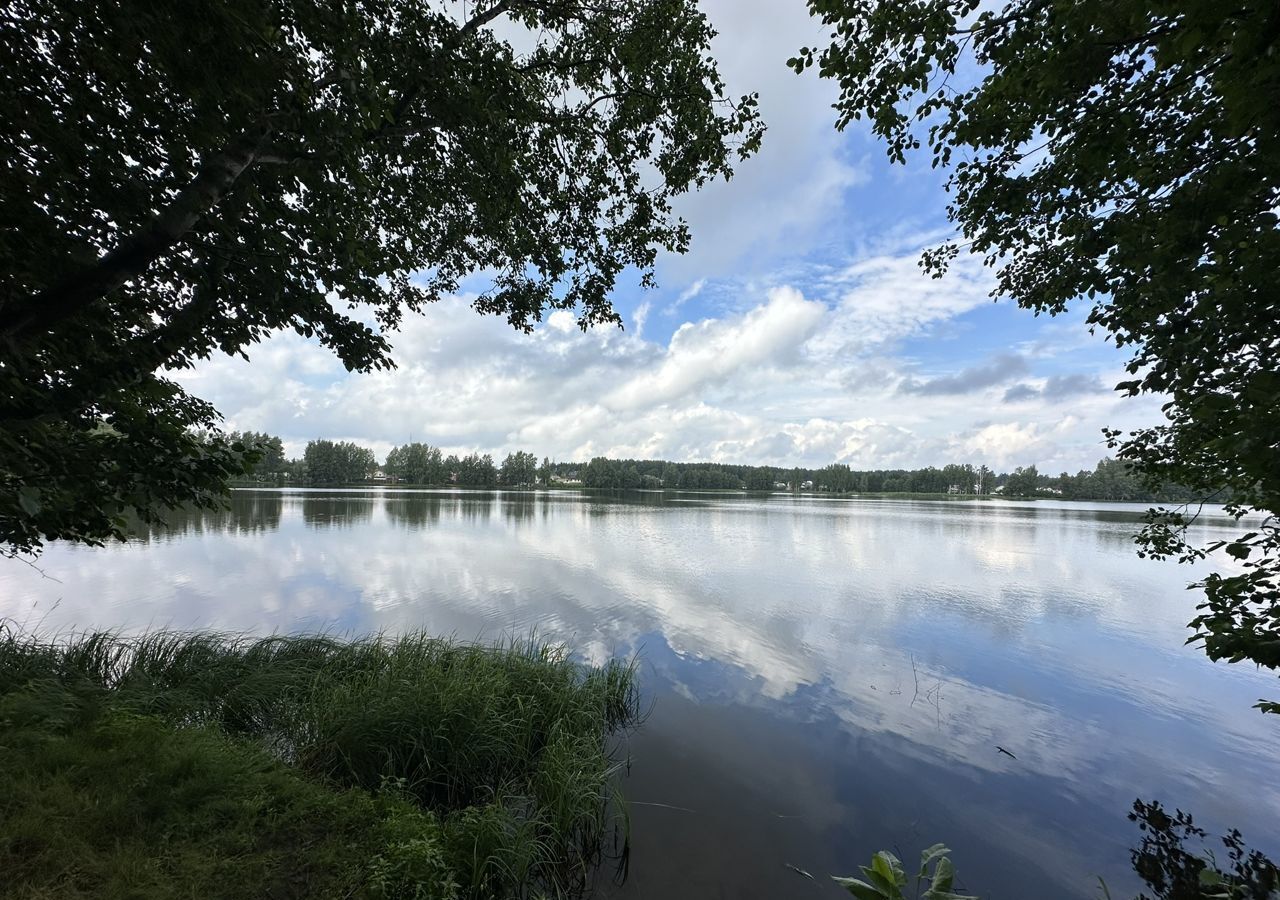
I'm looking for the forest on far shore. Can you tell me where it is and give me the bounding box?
[222,433,1200,503]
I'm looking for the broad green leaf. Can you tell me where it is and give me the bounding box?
[861,865,899,896]
[931,856,955,892]
[832,875,891,899]
[872,850,907,887]
[919,843,950,877]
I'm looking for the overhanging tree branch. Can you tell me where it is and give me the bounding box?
[1,0,522,347]
[1,120,277,343]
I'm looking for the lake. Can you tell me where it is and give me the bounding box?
[2,488,1277,898]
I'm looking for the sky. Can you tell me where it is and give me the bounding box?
[179,0,1164,475]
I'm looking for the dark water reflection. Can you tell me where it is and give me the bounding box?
[3,489,1277,899]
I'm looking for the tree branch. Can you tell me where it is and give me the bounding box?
[952,0,1053,36]
[364,0,518,144]
[1,120,276,343]
[1,0,519,345]
[460,0,519,36]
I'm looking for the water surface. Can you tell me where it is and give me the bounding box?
[3,489,1277,898]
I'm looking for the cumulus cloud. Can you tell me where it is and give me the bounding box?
[960,422,1051,464]
[176,226,1161,476]
[605,287,824,412]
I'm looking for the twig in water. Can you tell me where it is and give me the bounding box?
[784,864,814,880]
[7,554,63,583]
[922,678,944,727]
[910,652,921,707]
[630,801,695,813]
[996,746,1017,759]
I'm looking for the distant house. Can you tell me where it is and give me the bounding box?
[370,468,388,482]
[774,481,788,490]
[801,480,814,490]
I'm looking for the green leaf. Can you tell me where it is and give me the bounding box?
[872,850,908,888]
[862,865,899,895]
[1198,869,1226,887]
[919,843,950,877]
[931,856,955,892]
[832,875,891,899]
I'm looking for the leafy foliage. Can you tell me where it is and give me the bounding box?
[564,453,1188,499]
[790,0,1280,705]
[1002,465,1040,499]
[499,451,539,487]
[226,430,289,482]
[0,0,762,557]
[452,452,499,488]
[1128,800,1279,900]
[833,844,978,900]
[582,456,647,489]
[386,442,447,485]
[304,439,378,485]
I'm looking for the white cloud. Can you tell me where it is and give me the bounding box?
[664,278,706,317]
[960,423,1050,466]
[808,247,995,358]
[178,235,1160,474]
[605,287,824,412]
[631,300,652,338]
[658,0,868,282]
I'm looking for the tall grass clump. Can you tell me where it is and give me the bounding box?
[0,624,641,900]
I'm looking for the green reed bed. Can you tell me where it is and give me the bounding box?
[0,626,641,900]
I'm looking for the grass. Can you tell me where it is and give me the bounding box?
[0,626,641,900]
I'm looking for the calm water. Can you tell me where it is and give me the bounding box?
[3,489,1277,898]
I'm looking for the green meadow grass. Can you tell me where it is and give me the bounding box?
[0,627,640,899]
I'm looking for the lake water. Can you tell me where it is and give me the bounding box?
[2,489,1277,898]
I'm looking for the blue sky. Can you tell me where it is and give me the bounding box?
[179,0,1162,474]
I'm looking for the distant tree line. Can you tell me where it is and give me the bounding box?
[302,440,377,485]
[222,433,1198,502]
[566,456,1197,502]
[223,432,289,481]
[229,437,531,489]
[382,443,499,488]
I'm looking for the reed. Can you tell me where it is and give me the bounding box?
[0,624,641,899]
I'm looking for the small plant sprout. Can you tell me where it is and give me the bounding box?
[833,843,978,900]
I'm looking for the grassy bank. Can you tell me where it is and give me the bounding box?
[0,628,640,899]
